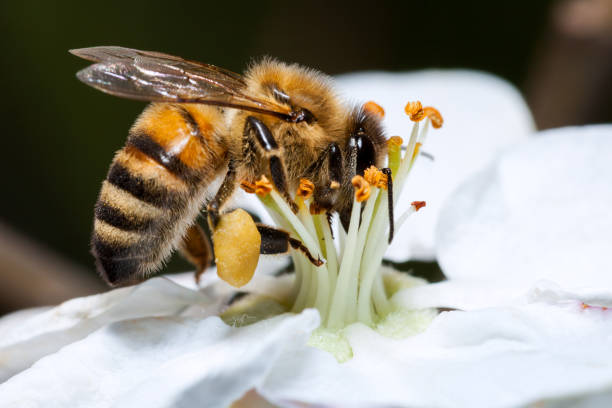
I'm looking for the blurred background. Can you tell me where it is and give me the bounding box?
[1,0,611,315]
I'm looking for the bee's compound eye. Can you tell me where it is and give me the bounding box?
[355,135,375,175]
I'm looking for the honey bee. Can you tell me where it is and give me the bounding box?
[72,46,389,287]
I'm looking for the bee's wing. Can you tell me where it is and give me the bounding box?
[70,46,292,118]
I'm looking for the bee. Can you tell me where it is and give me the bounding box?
[72,46,389,287]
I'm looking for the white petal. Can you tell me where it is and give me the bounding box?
[0,277,217,382]
[0,310,319,408]
[436,125,612,290]
[393,279,612,312]
[260,290,612,408]
[336,70,535,261]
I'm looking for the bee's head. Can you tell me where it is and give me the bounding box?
[334,106,387,230]
[345,106,387,176]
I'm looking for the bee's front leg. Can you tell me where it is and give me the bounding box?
[257,224,323,267]
[304,142,343,212]
[243,116,298,213]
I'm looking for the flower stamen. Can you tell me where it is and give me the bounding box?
[363,101,385,118]
[297,178,315,199]
[411,201,426,211]
[351,175,371,202]
[423,106,443,128]
[364,166,388,189]
[239,180,256,194]
[231,101,443,343]
[254,176,273,197]
[405,101,425,122]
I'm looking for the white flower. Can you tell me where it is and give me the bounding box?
[1,72,611,408]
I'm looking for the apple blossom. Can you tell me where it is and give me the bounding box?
[1,71,610,408]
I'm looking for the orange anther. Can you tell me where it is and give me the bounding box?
[388,136,404,148]
[423,106,443,128]
[405,101,425,122]
[297,178,315,199]
[364,101,385,119]
[330,180,340,190]
[254,175,273,197]
[411,201,426,211]
[363,165,388,189]
[351,175,371,202]
[240,180,257,194]
[581,302,610,311]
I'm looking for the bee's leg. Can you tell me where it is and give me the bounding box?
[207,160,237,229]
[257,224,323,266]
[178,223,212,283]
[244,116,298,213]
[339,137,359,230]
[305,143,343,212]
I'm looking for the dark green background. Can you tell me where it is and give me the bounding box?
[0,1,553,279]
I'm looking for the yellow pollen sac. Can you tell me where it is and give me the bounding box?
[411,201,426,211]
[254,175,273,197]
[213,208,261,288]
[297,178,315,199]
[352,175,371,202]
[330,180,340,190]
[363,101,385,118]
[363,165,388,189]
[423,106,444,128]
[405,101,425,122]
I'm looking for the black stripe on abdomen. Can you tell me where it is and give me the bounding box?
[94,201,154,232]
[107,163,184,209]
[126,131,201,185]
[94,251,142,287]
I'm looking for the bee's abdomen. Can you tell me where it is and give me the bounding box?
[92,103,226,286]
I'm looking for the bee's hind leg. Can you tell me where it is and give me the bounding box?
[244,116,298,213]
[257,224,323,267]
[206,159,237,229]
[178,223,212,283]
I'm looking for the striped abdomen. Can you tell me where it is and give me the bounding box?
[92,103,227,286]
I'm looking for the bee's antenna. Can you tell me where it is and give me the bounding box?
[381,168,394,244]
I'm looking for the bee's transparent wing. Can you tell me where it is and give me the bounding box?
[71,46,291,117]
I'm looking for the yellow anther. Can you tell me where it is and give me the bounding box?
[363,166,388,189]
[330,180,340,190]
[351,175,371,202]
[297,178,315,199]
[412,142,422,161]
[254,175,273,197]
[240,180,257,194]
[423,106,443,128]
[363,101,385,119]
[387,136,404,148]
[405,101,425,122]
